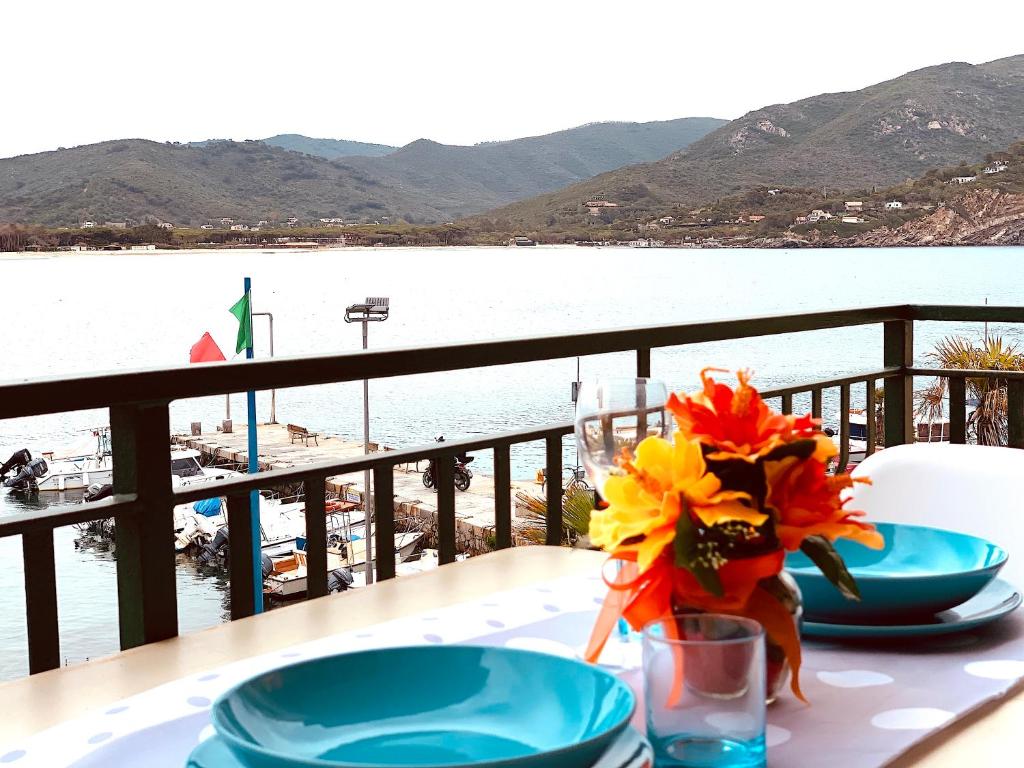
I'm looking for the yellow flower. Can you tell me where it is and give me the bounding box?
[589,433,764,573]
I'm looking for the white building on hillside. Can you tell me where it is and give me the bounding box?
[885,201,903,210]
[949,176,977,185]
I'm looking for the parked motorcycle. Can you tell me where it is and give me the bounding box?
[422,437,474,492]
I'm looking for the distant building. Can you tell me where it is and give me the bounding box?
[257,220,270,226]
[319,217,345,225]
[219,217,234,225]
[885,201,903,210]
[748,214,766,223]
[628,238,663,248]
[767,188,781,196]
[80,221,96,229]
[807,210,833,223]
[158,222,174,229]
[129,244,157,251]
[508,236,537,246]
[230,224,250,231]
[104,222,127,229]
[795,216,808,224]
[844,201,863,211]
[841,216,865,224]
[200,224,215,230]
[949,176,977,185]
[584,200,618,208]
[658,216,676,225]
[286,217,299,226]
[983,162,1009,175]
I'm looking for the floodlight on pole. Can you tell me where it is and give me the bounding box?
[344,297,389,585]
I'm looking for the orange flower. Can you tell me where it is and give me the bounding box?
[764,455,882,551]
[589,434,763,574]
[668,368,818,462]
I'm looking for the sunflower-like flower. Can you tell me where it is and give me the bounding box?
[668,368,819,462]
[588,433,765,573]
[764,455,882,551]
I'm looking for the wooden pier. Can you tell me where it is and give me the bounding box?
[171,423,540,553]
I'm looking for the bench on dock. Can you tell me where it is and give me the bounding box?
[287,423,319,446]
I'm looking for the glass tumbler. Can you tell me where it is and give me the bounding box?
[643,614,766,768]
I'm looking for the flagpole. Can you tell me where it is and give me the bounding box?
[244,276,262,615]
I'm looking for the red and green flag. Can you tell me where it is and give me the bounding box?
[229,292,253,354]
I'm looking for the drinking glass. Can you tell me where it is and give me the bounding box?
[573,377,670,496]
[643,614,766,768]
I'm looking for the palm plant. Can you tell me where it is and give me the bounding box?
[515,487,595,546]
[916,335,1024,446]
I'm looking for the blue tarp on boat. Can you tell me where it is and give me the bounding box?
[193,498,221,517]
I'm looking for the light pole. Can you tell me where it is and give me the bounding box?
[252,311,276,423]
[344,297,389,585]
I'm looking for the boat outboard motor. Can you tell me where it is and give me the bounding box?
[0,449,31,479]
[84,483,114,502]
[3,457,48,490]
[327,567,355,594]
[199,525,230,564]
[261,553,275,579]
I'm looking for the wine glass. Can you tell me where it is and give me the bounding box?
[574,378,671,496]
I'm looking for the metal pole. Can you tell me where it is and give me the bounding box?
[362,320,374,585]
[252,312,276,424]
[244,277,262,615]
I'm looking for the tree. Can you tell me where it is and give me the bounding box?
[917,336,1024,445]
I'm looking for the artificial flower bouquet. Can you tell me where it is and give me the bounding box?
[584,369,883,700]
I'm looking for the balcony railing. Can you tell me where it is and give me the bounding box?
[1,304,1023,676]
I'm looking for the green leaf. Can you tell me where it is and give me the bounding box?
[799,535,861,601]
[674,497,724,597]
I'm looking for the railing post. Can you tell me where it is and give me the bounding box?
[949,376,967,445]
[883,320,914,447]
[866,380,877,455]
[780,393,793,415]
[493,445,512,550]
[304,477,328,597]
[838,384,850,471]
[1008,379,1024,449]
[111,402,178,650]
[373,466,396,580]
[636,348,651,379]
[437,454,456,564]
[811,389,822,420]
[22,530,59,674]
[226,493,257,619]
[545,434,562,546]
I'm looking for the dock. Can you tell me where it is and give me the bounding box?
[171,424,541,553]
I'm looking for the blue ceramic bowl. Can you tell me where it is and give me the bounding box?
[211,645,635,768]
[785,522,1008,623]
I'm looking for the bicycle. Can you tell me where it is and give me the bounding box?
[540,465,592,495]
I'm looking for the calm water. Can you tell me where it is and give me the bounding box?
[0,244,1021,679]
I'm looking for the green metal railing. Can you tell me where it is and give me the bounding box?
[1,304,1023,675]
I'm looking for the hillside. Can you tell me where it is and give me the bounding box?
[260,134,396,159]
[0,118,724,226]
[480,54,1024,228]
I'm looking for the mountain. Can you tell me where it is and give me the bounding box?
[259,134,396,159]
[0,118,724,226]
[480,55,1024,227]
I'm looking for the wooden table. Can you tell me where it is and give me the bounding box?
[0,547,1018,765]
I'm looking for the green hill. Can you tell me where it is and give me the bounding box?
[260,134,396,158]
[0,118,724,226]
[478,55,1024,228]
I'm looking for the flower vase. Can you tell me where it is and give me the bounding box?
[760,570,803,704]
[669,571,802,705]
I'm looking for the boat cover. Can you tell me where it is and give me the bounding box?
[193,498,222,517]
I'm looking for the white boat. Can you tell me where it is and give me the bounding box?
[830,410,951,467]
[2,429,113,492]
[264,529,424,598]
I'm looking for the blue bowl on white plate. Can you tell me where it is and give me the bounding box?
[210,645,635,768]
[785,522,1008,623]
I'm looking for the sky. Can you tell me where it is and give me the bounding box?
[2,0,1023,159]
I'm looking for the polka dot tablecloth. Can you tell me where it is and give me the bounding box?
[2,573,1023,767]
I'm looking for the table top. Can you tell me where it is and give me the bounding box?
[0,546,1019,765]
